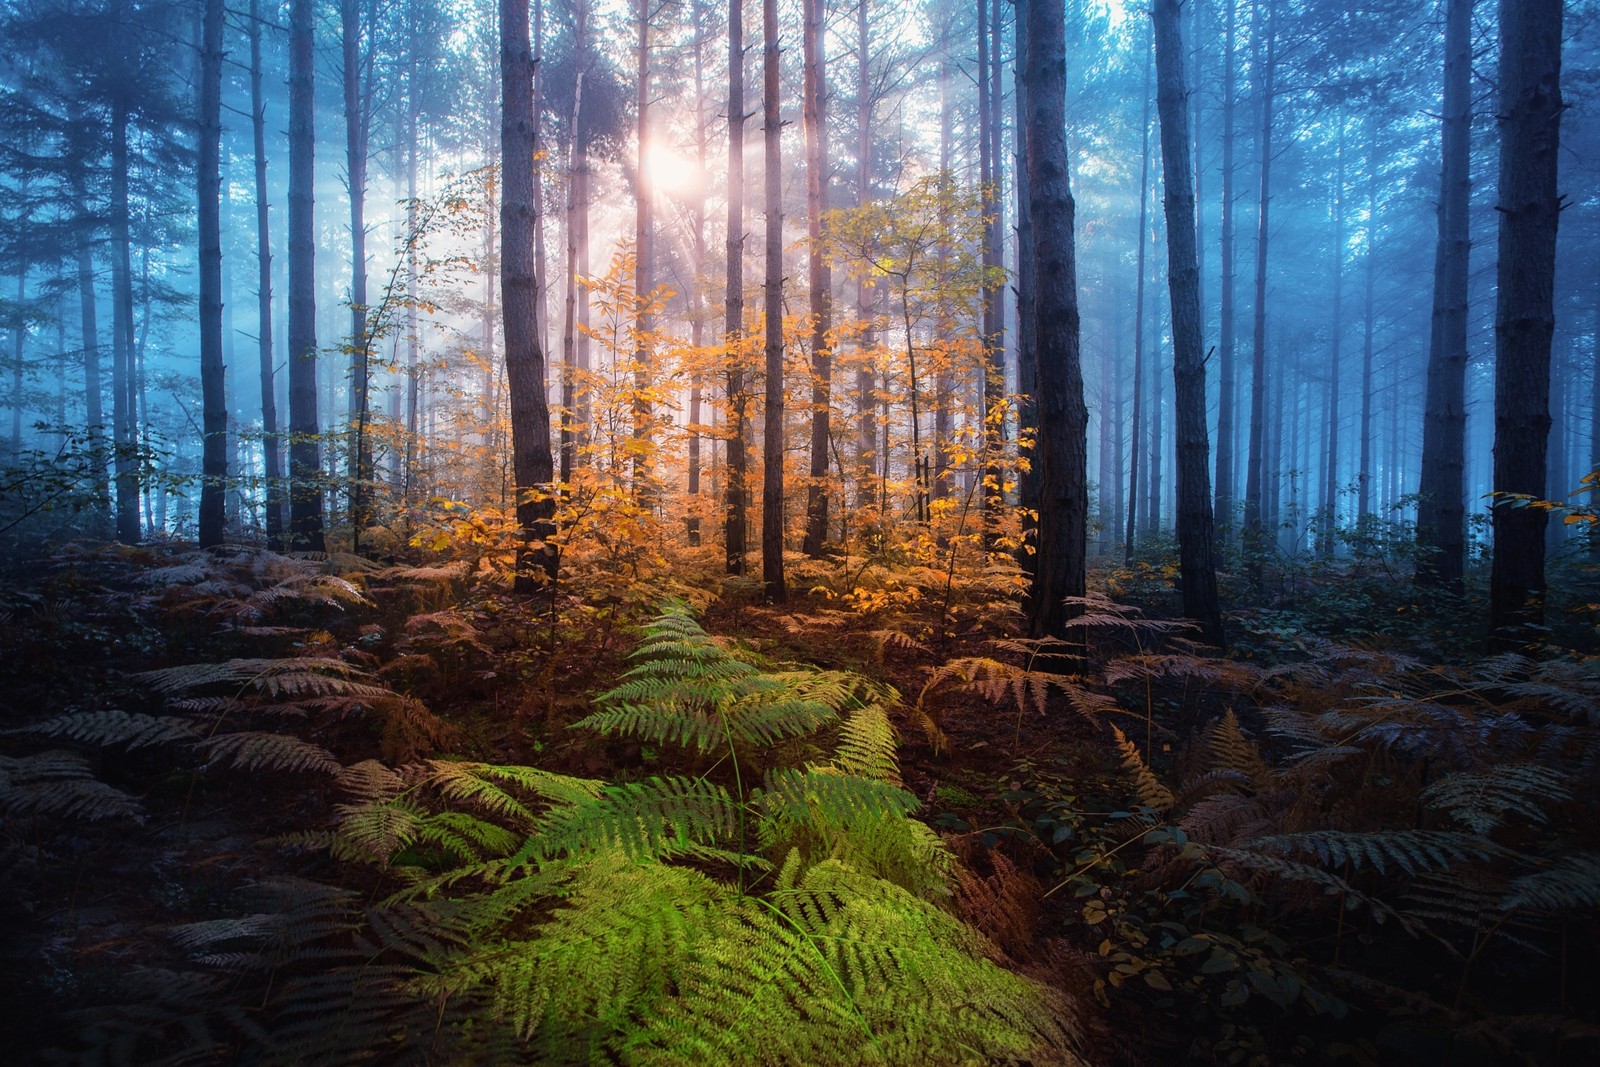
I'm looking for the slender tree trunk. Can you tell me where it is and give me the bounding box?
[560,67,585,486]
[250,0,283,549]
[533,0,550,364]
[1489,0,1563,641]
[687,0,708,546]
[197,0,226,547]
[801,0,832,556]
[1215,0,1237,542]
[761,0,786,601]
[1242,0,1274,581]
[74,223,108,520]
[287,0,324,550]
[854,0,877,513]
[342,0,372,552]
[1590,274,1600,562]
[502,0,558,589]
[1319,119,1344,559]
[1020,0,1086,641]
[980,0,1005,545]
[725,0,749,575]
[1148,269,1164,534]
[1125,35,1152,566]
[109,101,139,543]
[1153,0,1223,646]
[9,263,27,455]
[633,0,654,494]
[1416,0,1473,592]
[1358,123,1377,528]
[1014,16,1037,576]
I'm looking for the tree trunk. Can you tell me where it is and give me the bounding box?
[1020,0,1086,641]
[854,0,877,513]
[1241,0,1274,581]
[109,101,139,544]
[74,224,108,520]
[1014,17,1037,576]
[761,0,786,601]
[1125,34,1152,566]
[632,0,654,494]
[560,64,585,486]
[1153,0,1223,647]
[1358,122,1377,528]
[980,0,1005,545]
[1489,0,1563,641]
[725,0,749,575]
[801,0,832,556]
[502,0,558,590]
[287,0,324,551]
[342,0,373,552]
[1214,0,1237,542]
[687,0,708,546]
[197,0,226,547]
[1319,119,1345,559]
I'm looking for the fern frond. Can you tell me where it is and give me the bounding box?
[1249,830,1497,876]
[11,709,200,749]
[1502,852,1600,912]
[1201,710,1271,786]
[1109,726,1175,812]
[1214,847,1412,928]
[1422,763,1571,835]
[198,731,342,775]
[0,751,144,822]
[534,776,741,862]
[832,695,902,785]
[424,760,604,828]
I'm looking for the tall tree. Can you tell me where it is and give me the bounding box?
[1214,0,1237,541]
[800,0,832,557]
[1415,0,1473,591]
[761,0,786,601]
[1489,0,1563,641]
[197,0,225,547]
[1153,0,1223,646]
[342,0,374,552]
[1241,0,1275,580]
[632,0,653,492]
[1019,0,1086,641]
[249,0,284,550]
[1318,119,1345,559]
[502,0,558,589]
[979,0,1005,544]
[1125,35,1152,565]
[853,0,877,512]
[725,0,749,575]
[287,0,324,551]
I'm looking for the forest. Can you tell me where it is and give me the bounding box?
[0,0,1597,1062]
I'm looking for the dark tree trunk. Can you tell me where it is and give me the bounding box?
[502,0,558,589]
[633,0,653,493]
[1152,0,1223,647]
[687,0,708,546]
[801,0,832,556]
[980,0,1005,546]
[1319,120,1345,559]
[250,0,283,551]
[560,58,585,486]
[725,0,749,575]
[74,228,108,519]
[1125,35,1151,567]
[1214,0,1237,544]
[196,0,226,547]
[1489,0,1563,642]
[1019,0,1086,641]
[1014,15,1037,576]
[1241,0,1274,581]
[110,101,139,544]
[854,0,877,512]
[761,0,786,601]
[1416,0,1473,592]
[342,0,373,552]
[287,0,324,551]
[1358,122,1377,528]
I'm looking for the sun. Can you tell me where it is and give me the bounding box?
[644,144,702,197]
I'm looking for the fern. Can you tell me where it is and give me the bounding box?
[1110,726,1175,812]
[1502,852,1600,912]
[1200,709,1271,786]
[10,709,199,749]
[198,731,342,776]
[0,751,144,822]
[1249,830,1498,877]
[534,776,742,862]
[1421,763,1572,835]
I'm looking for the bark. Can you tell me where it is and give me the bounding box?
[801,0,832,556]
[725,0,749,575]
[633,0,653,493]
[1358,123,1377,527]
[1214,0,1237,540]
[1241,0,1274,580]
[198,0,226,547]
[1014,15,1037,576]
[761,0,786,601]
[854,0,877,512]
[1125,35,1152,566]
[342,0,373,552]
[502,0,558,590]
[560,65,585,486]
[687,0,708,546]
[1416,0,1473,592]
[1319,120,1344,559]
[1489,0,1563,641]
[1020,0,1087,641]
[287,0,324,551]
[110,100,138,543]
[10,263,27,455]
[1153,0,1223,647]
[980,0,1005,544]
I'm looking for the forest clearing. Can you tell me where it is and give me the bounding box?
[1,0,1598,1063]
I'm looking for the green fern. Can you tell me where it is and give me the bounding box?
[1502,852,1600,912]
[199,731,342,776]
[1421,763,1571,835]
[534,776,742,862]
[1250,829,1498,877]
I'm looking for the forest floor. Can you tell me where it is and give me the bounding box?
[2,537,1598,1065]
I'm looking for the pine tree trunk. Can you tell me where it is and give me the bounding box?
[761,0,787,602]
[801,0,832,556]
[1319,120,1345,559]
[110,101,139,544]
[1358,122,1377,528]
[1416,0,1473,592]
[247,0,281,548]
[287,0,324,551]
[854,0,877,513]
[980,0,1005,546]
[501,0,558,590]
[687,0,708,546]
[1020,0,1086,641]
[1125,35,1152,565]
[1214,0,1237,544]
[197,0,226,548]
[1489,0,1563,642]
[725,0,749,575]
[1014,19,1037,577]
[1153,0,1223,647]
[560,64,585,486]
[633,0,654,494]
[1242,0,1274,582]
[342,0,373,553]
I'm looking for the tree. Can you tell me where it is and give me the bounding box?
[761,0,786,601]
[1019,0,1087,641]
[725,0,749,575]
[1125,34,1152,565]
[196,0,225,548]
[1415,0,1472,592]
[1489,0,1563,641]
[632,0,653,494]
[800,0,832,558]
[342,0,376,552]
[502,0,558,589]
[287,0,325,552]
[249,0,284,551]
[1241,0,1276,581]
[1152,0,1223,647]
[1214,0,1238,542]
